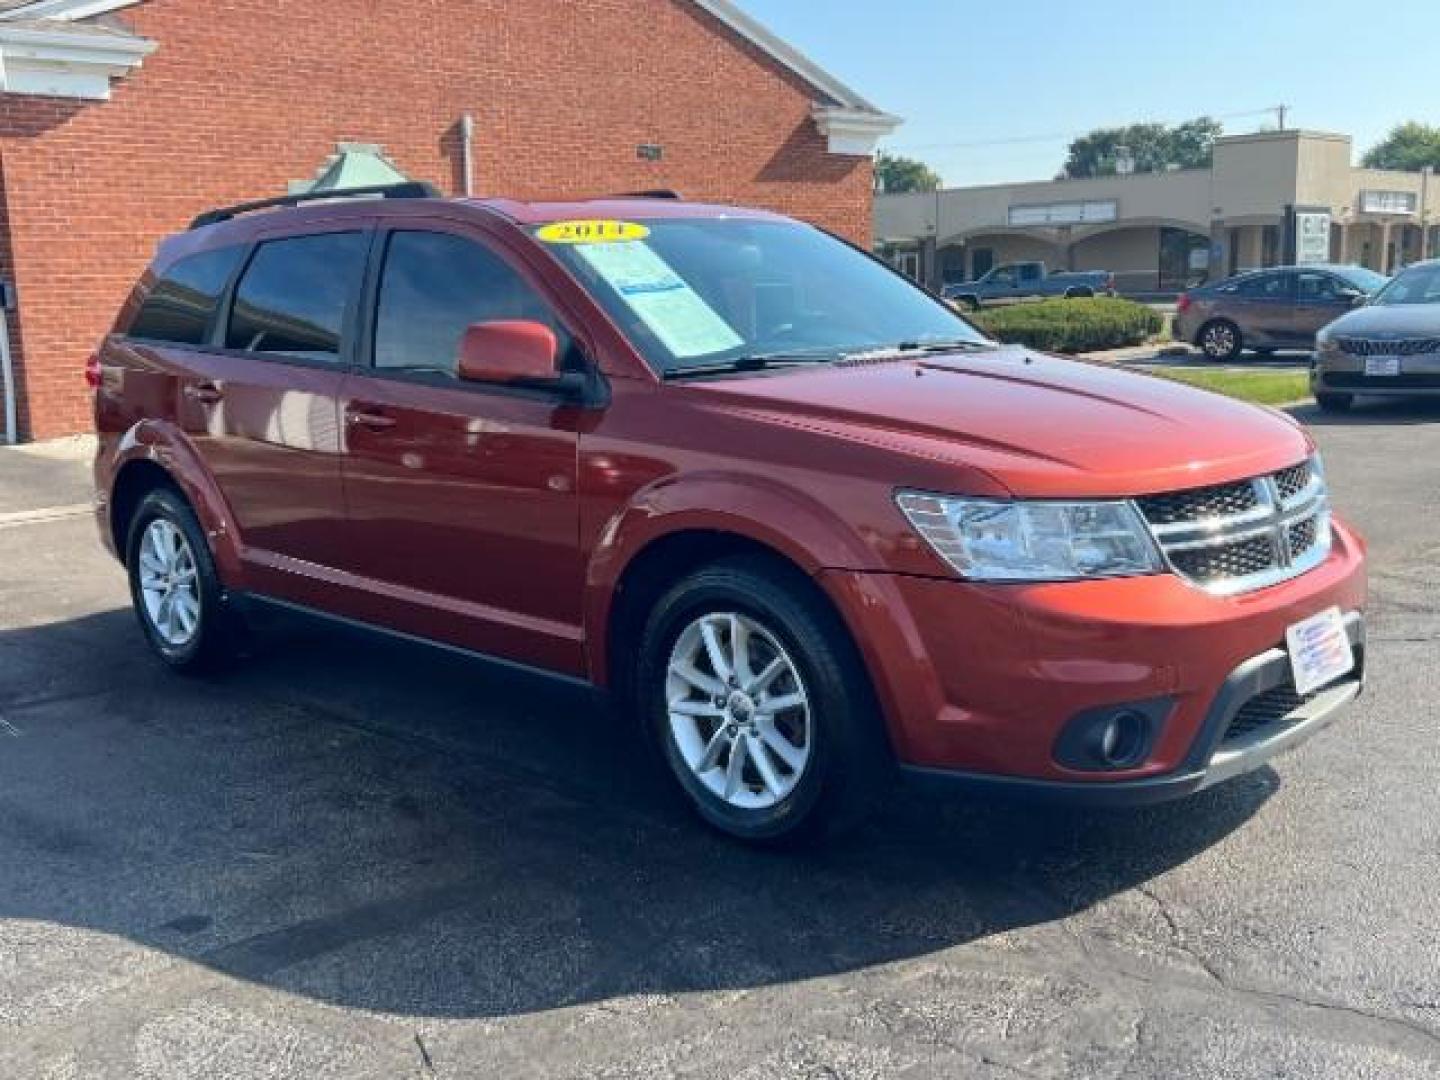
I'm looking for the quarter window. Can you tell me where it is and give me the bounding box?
[129,246,245,345]
[373,231,567,376]
[226,232,368,361]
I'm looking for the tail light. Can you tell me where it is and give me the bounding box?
[1176,292,1192,314]
[84,353,102,389]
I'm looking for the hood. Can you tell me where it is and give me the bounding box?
[685,347,1312,498]
[1325,302,1440,337]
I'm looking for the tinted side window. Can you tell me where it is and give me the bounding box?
[226,232,368,361]
[1297,272,1343,301]
[1235,272,1288,299]
[129,247,244,345]
[374,231,568,376]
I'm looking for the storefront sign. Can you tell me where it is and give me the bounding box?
[1295,210,1331,265]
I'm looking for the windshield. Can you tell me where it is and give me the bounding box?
[1370,262,1440,306]
[1331,265,1390,293]
[531,217,987,375]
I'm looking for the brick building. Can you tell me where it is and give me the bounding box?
[0,0,898,441]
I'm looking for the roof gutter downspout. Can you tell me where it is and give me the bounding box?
[459,113,475,197]
[1,305,16,445]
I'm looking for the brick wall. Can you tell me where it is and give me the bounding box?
[0,0,874,439]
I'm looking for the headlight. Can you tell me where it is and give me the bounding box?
[895,491,1164,582]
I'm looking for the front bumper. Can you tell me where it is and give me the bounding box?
[1313,351,1440,396]
[817,516,1367,803]
[900,612,1364,804]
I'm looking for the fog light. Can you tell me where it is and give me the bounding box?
[1096,710,1147,767]
[1054,698,1171,772]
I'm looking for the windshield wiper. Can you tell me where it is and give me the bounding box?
[664,350,840,379]
[837,339,995,362]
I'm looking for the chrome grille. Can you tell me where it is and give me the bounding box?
[1273,461,1311,502]
[1135,481,1257,525]
[1334,336,1440,357]
[1135,457,1331,595]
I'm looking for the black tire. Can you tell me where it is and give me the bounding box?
[1197,319,1243,362]
[1063,287,1094,299]
[954,295,980,312]
[125,486,236,672]
[633,555,889,845]
[1315,391,1354,413]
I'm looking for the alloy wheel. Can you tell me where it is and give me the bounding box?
[1203,323,1236,358]
[138,518,202,647]
[665,611,812,810]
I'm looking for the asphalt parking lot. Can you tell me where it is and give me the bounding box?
[2,403,1438,1079]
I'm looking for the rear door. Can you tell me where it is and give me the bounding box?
[1292,270,1355,344]
[1226,270,1295,347]
[190,224,371,592]
[333,220,588,675]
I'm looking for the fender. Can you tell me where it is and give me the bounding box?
[583,469,882,687]
[108,420,246,587]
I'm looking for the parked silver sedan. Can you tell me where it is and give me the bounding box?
[1312,260,1440,412]
[1176,265,1389,361]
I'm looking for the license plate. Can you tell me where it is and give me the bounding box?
[1286,607,1354,696]
[1364,355,1401,377]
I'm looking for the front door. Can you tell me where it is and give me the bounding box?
[336,223,587,675]
[1292,270,1356,345]
[190,226,370,592]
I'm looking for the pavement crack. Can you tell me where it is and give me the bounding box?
[1136,884,1224,985]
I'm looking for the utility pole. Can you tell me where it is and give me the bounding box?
[1276,104,1288,131]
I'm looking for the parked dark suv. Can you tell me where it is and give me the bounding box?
[92,184,1367,843]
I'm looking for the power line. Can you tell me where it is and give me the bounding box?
[883,107,1286,154]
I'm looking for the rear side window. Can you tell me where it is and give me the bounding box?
[226,232,368,361]
[129,246,244,345]
[373,230,569,376]
[1234,272,1290,299]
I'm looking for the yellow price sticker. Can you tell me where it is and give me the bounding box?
[536,219,651,244]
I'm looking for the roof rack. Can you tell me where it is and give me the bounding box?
[611,189,681,200]
[188,181,441,230]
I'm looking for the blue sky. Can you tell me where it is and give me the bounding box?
[735,0,1440,187]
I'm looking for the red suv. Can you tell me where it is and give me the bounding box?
[92,184,1367,843]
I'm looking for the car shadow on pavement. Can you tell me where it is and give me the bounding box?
[0,606,1275,1021]
[1290,397,1440,427]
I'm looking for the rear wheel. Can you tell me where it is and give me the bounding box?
[1063,287,1094,299]
[126,487,234,672]
[634,557,888,844]
[1198,319,1243,361]
[1315,391,1354,413]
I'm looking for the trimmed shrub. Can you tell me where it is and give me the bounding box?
[969,297,1164,354]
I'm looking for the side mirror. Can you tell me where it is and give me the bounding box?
[1349,292,1369,308]
[457,320,568,388]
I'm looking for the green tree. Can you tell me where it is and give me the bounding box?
[1063,117,1222,179]
[875,152,940,194]
[1362,122,1440,171]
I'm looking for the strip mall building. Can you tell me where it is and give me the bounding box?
[876,130,1438,296]
[0,0,898,442]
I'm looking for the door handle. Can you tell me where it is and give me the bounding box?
[345,405,397,431]
[184,382,223,405]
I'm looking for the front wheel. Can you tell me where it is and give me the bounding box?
[634,557,888,844]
